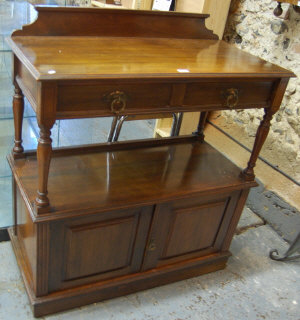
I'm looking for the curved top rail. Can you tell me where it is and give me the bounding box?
[11,6,218,40]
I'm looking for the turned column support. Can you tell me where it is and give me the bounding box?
[34,82,57,213]
[35,125,53,211]
[241,78,289,181]
[241,107,274,181]
[12,86,24,157]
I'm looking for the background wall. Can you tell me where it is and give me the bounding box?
[216,0,300,182]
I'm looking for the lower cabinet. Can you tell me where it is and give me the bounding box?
[48,190,241,292]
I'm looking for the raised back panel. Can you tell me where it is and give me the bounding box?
[12,7,218,39]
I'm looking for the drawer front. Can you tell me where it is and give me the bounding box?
[48,206,153,292]
[57,82,173,117]
[183,80,274,109]
[56,80,275,118]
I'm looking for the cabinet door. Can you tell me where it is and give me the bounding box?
[142,191,240,270]
[48,206,153,292]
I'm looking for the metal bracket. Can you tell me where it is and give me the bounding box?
[270,231,300,261]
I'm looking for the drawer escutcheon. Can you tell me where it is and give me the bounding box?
[223,88,239,109]
[107,91,127,114]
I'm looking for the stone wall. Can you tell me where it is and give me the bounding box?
[220,0,300,182]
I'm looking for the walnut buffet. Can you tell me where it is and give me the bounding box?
[6,6,294,317]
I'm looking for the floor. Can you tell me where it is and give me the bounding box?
[0,1,299,319]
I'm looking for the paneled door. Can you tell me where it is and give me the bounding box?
[48,206,153,292]
[142,191,240,270]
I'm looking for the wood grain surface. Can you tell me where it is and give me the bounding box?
[6,7,293,317]
[8,37,294,80]
[9,140,256,220]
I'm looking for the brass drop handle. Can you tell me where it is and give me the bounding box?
[148,240,156,252]
[224,88,239,109]
[108,91,127,114]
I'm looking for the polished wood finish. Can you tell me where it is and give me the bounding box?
[9,37,292,81]
[35,82,56,209]
[11,7,216,39]
[12,86,24,156]
[141,191,240,270]
[49,206,153,291]
[52,78,276,119]
[36,127,52,209]
[242,78,289,180]
[7,6,293,317]
[9,139,254,316]
[7,7,294,210]
[155,0,232,138]
[12,177,17,236]
[8,140,256,219]
[9,226,230,317]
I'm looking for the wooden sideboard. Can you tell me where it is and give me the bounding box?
[6,6,294,317]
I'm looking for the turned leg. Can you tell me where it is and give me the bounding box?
[35,126,53,211]
[193,111,208,142]
[242,107,274,181]
[12,86,24,156]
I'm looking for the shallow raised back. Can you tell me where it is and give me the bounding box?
[12,6,218,39]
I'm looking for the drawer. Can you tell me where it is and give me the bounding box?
[56,79,275,118]
[57,82,173,117]
[183,80,274,110]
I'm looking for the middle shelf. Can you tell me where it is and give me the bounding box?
[8,136,256,220]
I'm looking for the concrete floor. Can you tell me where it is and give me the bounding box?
[0,1,300,319]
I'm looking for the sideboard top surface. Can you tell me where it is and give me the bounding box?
[9,140,256,221]
[8,36,294,80]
